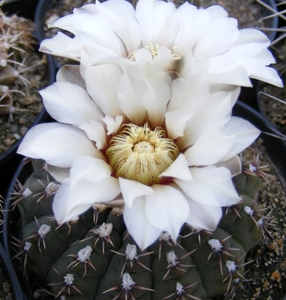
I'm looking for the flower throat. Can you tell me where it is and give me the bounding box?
[106,123,179,186]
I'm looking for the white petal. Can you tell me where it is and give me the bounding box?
[17,123,103,168]
[116,69,147,125]
[215,155,242,177]
[40,82,103,127]
[53,175,120,224]
[221,117,260,160]
[165,109,192,139]
[184,130,233,166]
[174,88,235,151]
[102,115,123,135]
[83,64,123,117]
[69,156,111,187]
[45,164,70,183]
[175,166,240,207]
[136,0,175,45]
[174,3,210,52]
[119,177,153,209]
[206,5,228,18]
[160,154,192,181]
[250,65,283,87]
[67,176,120,213]
[145,185,189,242]
[53,178,75,224]
[40,32,80,61]
[186,198,222,231]
[194,17,239,58]
[96,0,142,54]
[124,197,162,250]
[56,65,86,90]
[141,77,170,127]
[80,121,107,150]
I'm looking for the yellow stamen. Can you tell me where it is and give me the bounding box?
[106,123,179,186]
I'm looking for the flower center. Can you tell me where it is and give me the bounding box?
[127,44,181,62]
[106,123,179,186]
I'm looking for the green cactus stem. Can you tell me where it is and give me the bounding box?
[10,159,264,299]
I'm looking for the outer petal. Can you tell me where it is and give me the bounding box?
[183,130,233,166]
[56,64,86,90]
[215,155,242,177]
[160,154,192,181]
[80,121,107,150]
[194,17,239,58]
[119,177,153,209]
[45,164,70,183]
[186,197,223,231]
[175,166,240,207]
[83,64,124,117]
[40,82,103,127]
[221,117,260,160]
[53,178,76,223]
[145,185,189,242]
[69,156,112,187]
[96,0,142,54]
[53,174,120,224]
[124,197,162,250]
[174,3,210,52]
[136,0,176,45]
[40,32,81,61]
[17,123,103,168]
[165,109,192,139]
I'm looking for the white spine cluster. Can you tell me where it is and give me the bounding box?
[22,187,33,198]
[159,231,171,241]
[37,224,51,238]
[24,241,32,251]
[244,206,254,216]
[63,274,74,286]
[125,244,138,261]
[208,239,223,252]
[45,182,59,197]
[166,251,179,266]
[176,282,185,295]
[226,260,236,273]
[97,223,113,237]
[121,273,135,291]
[77,245,93,263]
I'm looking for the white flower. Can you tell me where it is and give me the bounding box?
[40,0,282,87]
[17,64,260,249]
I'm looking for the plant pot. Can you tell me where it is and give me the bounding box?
[0,242,25,300]
[1,0,39,19]
[2,100,286,299]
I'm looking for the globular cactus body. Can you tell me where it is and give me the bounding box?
[12,159,264,299]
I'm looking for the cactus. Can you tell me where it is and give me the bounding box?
[0,9,49,153]
[10,158,265,299]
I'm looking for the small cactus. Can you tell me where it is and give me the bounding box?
[0,9,49,153]
[10,158,264,299]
